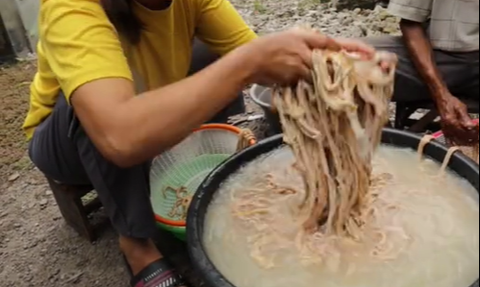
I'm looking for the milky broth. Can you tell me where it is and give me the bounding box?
[203,145,479,287]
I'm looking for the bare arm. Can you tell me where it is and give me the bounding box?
[72,46,254,168]
[400,19,448,103]
[72,29,357,168]
[400,19,476,144]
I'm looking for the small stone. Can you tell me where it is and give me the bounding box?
[8,173,20,182]
[39,199,48,206]
[45,190,53,196]
[383,23,399,34]
[378,10,390,20]
[307,10,318,18]
[386,16,398,23]
[27,179,38,185]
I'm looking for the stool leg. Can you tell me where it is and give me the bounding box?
[395,103,418,130]
[46,178,96,242]
[409,110,439,133]
[394,103,406,129]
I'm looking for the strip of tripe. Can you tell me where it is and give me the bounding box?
[273,47,398,236]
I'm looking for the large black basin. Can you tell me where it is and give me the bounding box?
[187,128,480,287]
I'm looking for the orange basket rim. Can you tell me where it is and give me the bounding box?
[194,123,256,146]
[155,214,186,227]
[155,123,256,227]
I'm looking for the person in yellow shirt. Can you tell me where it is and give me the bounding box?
[24,0,375,286]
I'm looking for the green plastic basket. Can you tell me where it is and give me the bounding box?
[150,124,252,241]
[156,222,187,241]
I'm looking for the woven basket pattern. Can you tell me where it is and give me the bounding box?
[433,120,479,164]
[150,126,256,228]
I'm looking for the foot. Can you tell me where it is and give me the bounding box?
[120,236,187,287]
[120,236,162,275]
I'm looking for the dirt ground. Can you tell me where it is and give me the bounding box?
[0,62,34,181]
[0,62,129,287]
[0,60,265,287]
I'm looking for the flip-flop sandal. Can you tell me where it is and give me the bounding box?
[129,258,186,287]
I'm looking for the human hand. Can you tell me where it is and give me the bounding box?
[335,38,376,60]
[243,28,376,86]
[436,92,478,145]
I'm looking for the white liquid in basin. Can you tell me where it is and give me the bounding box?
[203,146,480,287]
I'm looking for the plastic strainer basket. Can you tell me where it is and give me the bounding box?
[432,119,479,164]
[150,124,256,240]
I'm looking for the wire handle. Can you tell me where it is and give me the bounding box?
[420,134,479,177]
[236,129,257,152]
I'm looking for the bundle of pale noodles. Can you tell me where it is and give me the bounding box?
[273,43,398,236]
[230,29,399,269]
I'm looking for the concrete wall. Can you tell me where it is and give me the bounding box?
[14,0,39,51]
[0,0,36,58]
[0,15,13,58]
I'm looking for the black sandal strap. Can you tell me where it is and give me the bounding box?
[130,258,185,287]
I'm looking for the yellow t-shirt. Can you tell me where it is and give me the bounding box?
[23,0,257,139]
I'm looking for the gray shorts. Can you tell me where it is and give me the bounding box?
[28,40,245,239]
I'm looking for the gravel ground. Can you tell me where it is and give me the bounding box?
[235,1,399,36]
[0,2,399,287]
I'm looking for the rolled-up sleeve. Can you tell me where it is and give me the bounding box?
[388,0,433,22]
[40,0,133,102]
[195,0,257,56]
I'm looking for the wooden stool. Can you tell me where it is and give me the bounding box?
[46,177,102,242]
[395,98,479,132]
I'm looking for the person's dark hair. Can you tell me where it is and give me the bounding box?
[101,0,143,44]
